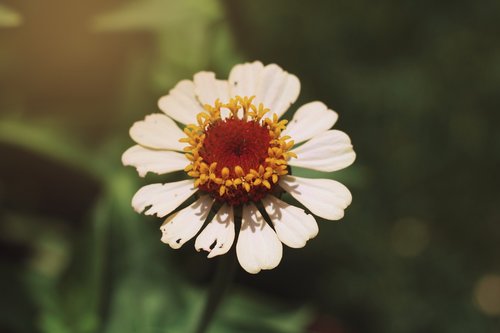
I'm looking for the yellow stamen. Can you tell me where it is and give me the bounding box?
[234,165,244,177]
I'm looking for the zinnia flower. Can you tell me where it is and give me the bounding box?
[122,61,355,274]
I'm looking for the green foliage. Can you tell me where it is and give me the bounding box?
[0,117,101,178]
[1,0,500,332]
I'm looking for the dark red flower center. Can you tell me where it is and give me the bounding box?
[200,118,271,177]
[182,96,294,207]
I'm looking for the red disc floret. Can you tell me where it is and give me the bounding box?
[198,118,273,205]
[200,118,271,177]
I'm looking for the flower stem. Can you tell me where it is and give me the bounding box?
[195,249,237,333]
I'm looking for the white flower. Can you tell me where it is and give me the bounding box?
[122,61,356,274]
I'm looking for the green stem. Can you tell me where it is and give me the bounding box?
[195,249,237,333]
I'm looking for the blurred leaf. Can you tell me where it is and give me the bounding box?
[91,0,232,90]
[210,291,312,333]
[0,116,103,179]
[0,4,22,27]
[28,273,73,333]
[92,0,219,32]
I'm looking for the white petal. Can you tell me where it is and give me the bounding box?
[236,203,283,274]
[158,80,204,125]
[279,175,352,221]
[122,145,188,177]
[254,64,300,119]
[132,180,197,218]
[282,101,338,144]
[262,195,318,248]
[160,195,214,249]
[129,114,185,151]
[194,71,230,106]
[228,61,264,98]
[195,204,235,258]
[289,130,356,172]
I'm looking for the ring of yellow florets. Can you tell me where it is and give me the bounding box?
[181,96,296,206]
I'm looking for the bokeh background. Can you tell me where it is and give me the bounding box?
[1,1,500,332]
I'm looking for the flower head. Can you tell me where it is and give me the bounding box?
[122,61,356,274]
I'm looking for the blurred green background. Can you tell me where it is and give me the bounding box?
[1,1,500,332]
